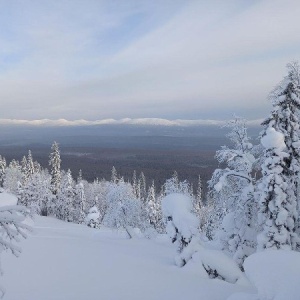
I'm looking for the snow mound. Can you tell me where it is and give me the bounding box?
[183,239,249,286]
[243,250,300,300]
[85,206,100,226]
[261,128,285,150]
[0,192,18,207]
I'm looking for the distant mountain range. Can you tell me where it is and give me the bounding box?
[0,118,263,127]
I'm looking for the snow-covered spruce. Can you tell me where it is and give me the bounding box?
[73,182,86,224]
[262,61,300,249]
[103,180,142,238]
[257,127,293,250]
[49,141,61,196]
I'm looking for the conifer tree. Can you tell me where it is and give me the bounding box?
[139,172,147,203]
[21,156,28,184]
[262,61,300,249]
[49,141,61,196]
[111,166,118,184]
[258,127,292,250]
[73,182,86,224]
[193,175,203,219]
[3,160,22,194]
[146,181,157,228]
[57,169,74,221]
[0,156,6,187]
[26,150,35,177]
[77,169,83,183]
[132,170,138,198]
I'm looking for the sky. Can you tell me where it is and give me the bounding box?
[0,0,299,121]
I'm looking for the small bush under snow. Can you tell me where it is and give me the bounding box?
[162,193,199,266]
[85,206,100,228]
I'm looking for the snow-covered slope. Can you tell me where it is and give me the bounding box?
[2,216,253,300]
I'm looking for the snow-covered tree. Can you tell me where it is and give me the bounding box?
[85,206,100,228]
[0,156,6,187]
[3,161,22,195]
[138,172,147,202]
[162,193,199,266]
[146,181,157,228]
[262,61,300,250]
[164,171,193,198]
[21,156,28,184]
[193,175,203,220]
[257,127,294,250]
[73,182,86,224]
[49,141,61,196]
[111,166,118,184]
[77,169,82,183]
[103,180,142,237]
[18,173,40,214]
[0,197,31,296]
[26,150,35,177]
[208,117,257,265]
[33,161,41,174]
[132,170,138,198]
[37,170,52,216]
[57,170,74,221]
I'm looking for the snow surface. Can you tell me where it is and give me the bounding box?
[243,250,300,300]
[1,216,254,300]
[261,127,285,150]
[182,238,250,286]
[0,192,18,207]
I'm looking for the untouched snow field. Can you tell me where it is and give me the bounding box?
[1,216,254,300]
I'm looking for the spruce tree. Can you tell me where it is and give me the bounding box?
[49,141,61,196]
[258,127,292,250]
[138,172,147,203]
[0,156,6,187]
[111,166,118,184]
[193,175,203,219]
[73,182,86,224]
[26,150,35,177]
[146,181,157,228]
[262,61,300,249]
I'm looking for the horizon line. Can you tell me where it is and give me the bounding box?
[0,118,263,127]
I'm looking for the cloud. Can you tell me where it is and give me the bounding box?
[0,0,299,120]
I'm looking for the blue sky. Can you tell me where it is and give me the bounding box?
[0,0,299,121]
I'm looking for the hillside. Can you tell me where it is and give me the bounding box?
[2,216,252,300]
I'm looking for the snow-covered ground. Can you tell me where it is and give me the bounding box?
[2,216,254,300]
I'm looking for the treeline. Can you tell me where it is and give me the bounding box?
[0,142,204,237]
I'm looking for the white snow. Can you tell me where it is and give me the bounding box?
[261,127,286,150]
[242,250,300,300]
[0,192,18,207]
[182,239,250,286]
[1,216,254,300]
